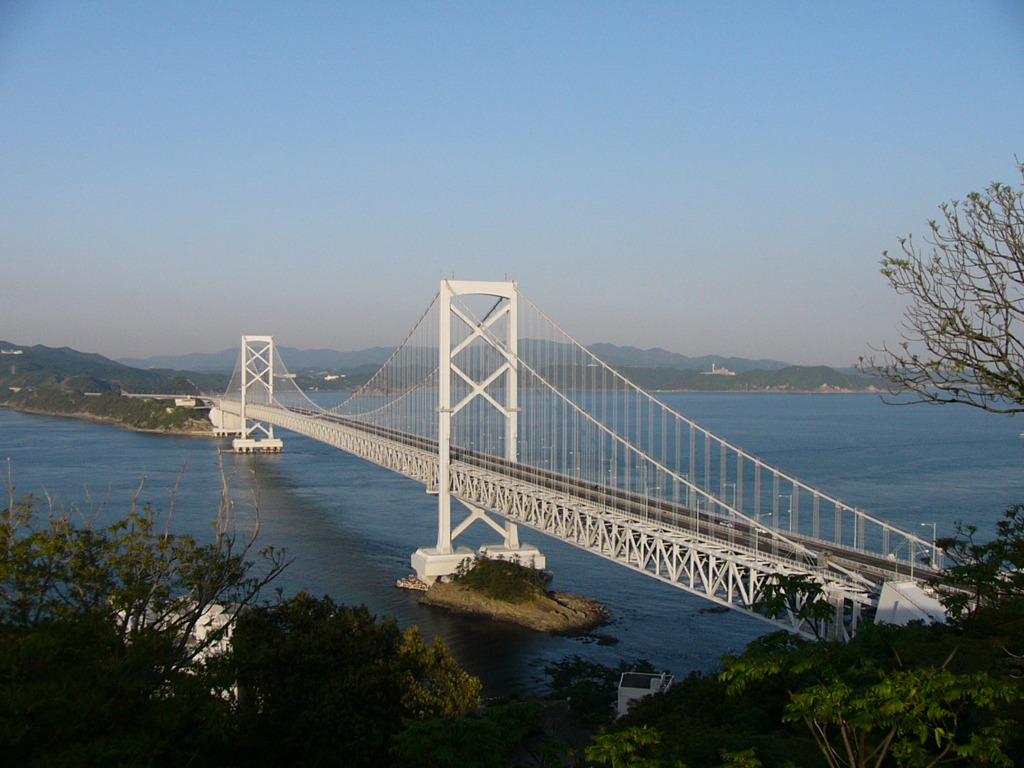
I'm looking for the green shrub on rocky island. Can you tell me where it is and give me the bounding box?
[452,555,552,604]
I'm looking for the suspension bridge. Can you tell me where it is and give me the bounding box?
[210,279,946,640]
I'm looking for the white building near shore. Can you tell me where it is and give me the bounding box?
[617,671,674,717]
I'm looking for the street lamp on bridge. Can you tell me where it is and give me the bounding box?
[921,521,937,566]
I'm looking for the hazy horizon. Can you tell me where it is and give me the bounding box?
[111,339,804,367]
[3,3,1022,366]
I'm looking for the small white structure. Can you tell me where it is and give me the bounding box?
[174,397,197,407]
[875,581,947,626]
[617,671,674,717]
[117,602,235,663]
[700,363,735,376]
[188,603,235,661]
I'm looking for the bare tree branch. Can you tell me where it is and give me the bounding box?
[861,160,1024,413]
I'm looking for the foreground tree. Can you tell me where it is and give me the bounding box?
[585,726,667,768]
[390,700,565,768]
[0,477,287,665]
[0,479,288,767]
[861,160,1024,413]
[935,503,1024,623]
[755,572,836,640]
[226,593,481,768]
[721,630,1022,768]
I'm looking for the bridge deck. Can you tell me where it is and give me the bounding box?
[216,398,940,639]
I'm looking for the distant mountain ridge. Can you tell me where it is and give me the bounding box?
[1,340,875,396]
[585,344,792,373]
[118,343,794,374]
[117,346,395,373]
[0,341,227,393]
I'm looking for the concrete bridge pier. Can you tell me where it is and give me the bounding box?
[411,512,546,585]
[479,521,546,569]
[231,434,283,453]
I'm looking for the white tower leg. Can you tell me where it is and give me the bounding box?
[412,280,545,584]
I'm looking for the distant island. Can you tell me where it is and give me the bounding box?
[0,338,882,433]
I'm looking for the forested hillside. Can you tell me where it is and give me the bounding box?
[0,342,226,393]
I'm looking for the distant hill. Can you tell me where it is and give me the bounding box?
[585,344,792,373]
[116,348,239,373]
[3,340,876,397]
[611,364,878,392]
[119,343,792,375]
[0,341,227,394]
[117,346,395,373]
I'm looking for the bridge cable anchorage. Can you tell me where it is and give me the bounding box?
[213,280,944,638]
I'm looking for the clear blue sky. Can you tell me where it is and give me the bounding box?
[2,1,1022,365]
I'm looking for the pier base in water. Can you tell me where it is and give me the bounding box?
[231,437,283,453]
[411,546,476,585]
[411,543,547,585]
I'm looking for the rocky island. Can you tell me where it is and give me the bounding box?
[420,581,609,633]
[412,556,610,634]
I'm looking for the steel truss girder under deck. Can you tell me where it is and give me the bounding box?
[447,462,873,640]
[220,402,439,489]
[216,400,874,639]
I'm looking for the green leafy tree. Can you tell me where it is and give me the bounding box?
[226,592,481,768]
[756,573,836,640]
[721,635,1021,768]
[935,503,1024,623]
[861,160,1024,413]
[617,661,818,768]
[718,750,764,768]
[391,700,564,768]
[0,477,287,767]
[453,554,551,603]
[782,664,1019,768]
[1,478,287,662]
[585,726,673,768]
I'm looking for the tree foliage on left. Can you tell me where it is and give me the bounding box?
[0,488,481,767]
[0,486,288,766]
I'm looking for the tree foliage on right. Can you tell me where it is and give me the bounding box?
[935,503,1024,624]
[861,160,1024,413]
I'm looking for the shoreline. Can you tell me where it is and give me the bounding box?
[0,402,215,437]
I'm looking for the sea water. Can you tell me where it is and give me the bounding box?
[1,393,1021,696]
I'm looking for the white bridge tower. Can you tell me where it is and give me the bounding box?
[412,279,545,583]
[231,335,284,453]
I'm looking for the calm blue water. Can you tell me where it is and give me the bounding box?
[2,394,1021,696]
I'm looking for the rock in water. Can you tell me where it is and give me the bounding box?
[418,581,610,633]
